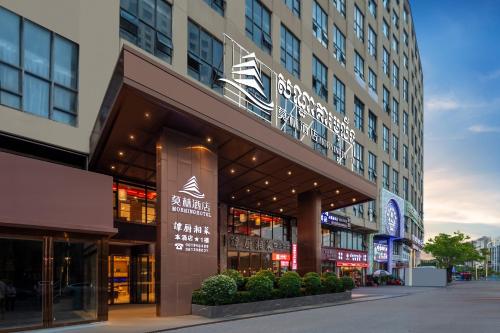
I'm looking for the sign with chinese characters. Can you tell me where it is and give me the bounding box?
[171,176,213,253]
[336,249,368,268]
[374,242,388,262]
[321,247,336,261]
[380,189,405,238]
[291,243,298,270]
[220,34,355,167]
[321,212,351,229]
[412,235,424,249]
[227,234,291,254]
[272,253,291,261]
[171,176,212,217]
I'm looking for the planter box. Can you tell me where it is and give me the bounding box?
[192,291,351,318]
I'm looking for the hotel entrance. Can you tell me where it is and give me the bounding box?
[108,246,155,305]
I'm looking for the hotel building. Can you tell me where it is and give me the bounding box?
[0,0,423,330]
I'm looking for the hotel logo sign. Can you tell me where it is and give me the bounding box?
[220,35,355,166]
[171,176,211,217]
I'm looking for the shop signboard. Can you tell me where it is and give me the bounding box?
[220,34,356,167]
[321,247,336,261]
[374,241,388,262]
[291,243,298,270]
[321,212,351,229]
[228,234,291,253]
[380,189,405,238]
[272,253,291,261]
[335,249,368,267]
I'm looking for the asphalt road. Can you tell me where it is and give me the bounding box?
[167,281,500,333]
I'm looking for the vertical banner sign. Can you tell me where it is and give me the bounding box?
[292,243,298,270]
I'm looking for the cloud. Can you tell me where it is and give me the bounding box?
[424,221,500,242]
[424,168,500,240]
[425,96,460,112]
[468,124,500,133]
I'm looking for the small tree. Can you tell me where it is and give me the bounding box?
[424,232,482,283]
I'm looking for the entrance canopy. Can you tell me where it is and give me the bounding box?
[90,46,376,216]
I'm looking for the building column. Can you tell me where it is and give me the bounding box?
[156,129,218,316]
[218,203,228,272]
[297,190,322,275]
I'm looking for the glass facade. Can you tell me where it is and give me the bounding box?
[0,6,78,126]
[228,207,292,241]
[245,0,272,54]
[321,228,365,251]
[113,181,157,224]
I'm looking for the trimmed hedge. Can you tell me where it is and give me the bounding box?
[200,274,237,305]
[303,272,322,295]
[246,275,273,301]
[321,274,341,293]
[222,269,246,290]
[278,271,301,297]
[341,276,355,290]
[255,269,275,284]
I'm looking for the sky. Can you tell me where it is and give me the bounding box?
[410,0,500,241]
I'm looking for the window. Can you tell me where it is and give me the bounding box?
[354,97,364,132]
[382,162,390,189]
[333,76,345,114]
[334,136,347,165]
[383,86,390,113]
[403,176,409,200]
[383,47,390,76]
[392,35,399,54]
[313,120,328,155]
[354,142,364,176]
[333,0,346,17]
[403,29,409,46]
[392,62,399,89]
[120,0,173,63]
[283,0,300,17]
[392,10,399,29]
[368,111,377,142]
[382,19,390,38]
[368,200,376,221]
[354,51,365,81]
[392,169,399,194]
[403,8,408,23]
[204,0,225,16]
[392,134,399,160]
[403,111,409,134]
[313,1,328,47]
[280,95,300,139]
[403,78,408,101]
[188,20,224,93]
[281,25,300,78]
[368,26,377,58]
[333,25,346,65]
[368,152,377,182]
[403,144,409,168]
[313,55,328,101]
[354,5,364,42]
[246,0,272,54]
[383,0,390,10]
[403,52,409,69]
[383,125,390,153]
[114,181,157,224]
[369,0,377,18]
[392,98,399,125]
[368,69,377,93]
[0,7,79,126]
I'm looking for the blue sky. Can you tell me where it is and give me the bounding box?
[410,0,500,240]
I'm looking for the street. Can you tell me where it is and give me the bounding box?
[166,281,500,333]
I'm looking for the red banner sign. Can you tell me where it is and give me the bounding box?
[291,243,297,270]
[272,253,290,261]
[335,249,368,267]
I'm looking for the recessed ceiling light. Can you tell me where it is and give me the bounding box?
[330,203,335,207]
[352,198,357,203]
[246,188,251,193]
[110,165,116,170]
[145,112,150,118]
[265,180,269,185]
[273,196,277,201]
[279,208,283,213]
[287,170,292,176]
[118,151,124,157]
[230,168,235,174]
[206,137,212,143]
[252,156,257,161]
[129,134,135,140]
[257,202,261,206]
[291,188,296,194]
[313,182,318,187]
[335,189,340,195]
[231,195,235,200]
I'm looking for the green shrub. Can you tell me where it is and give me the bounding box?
[191,289,207,305]
[271,288,283,299]
[321,274,340,293]
[336,279,345,292]
[246,275,273,301]
[303,272,322,295]
[278,271,301,297]
[221,269,246,290]
[200,274,237,305]
[341,276,355,290]
[255,269,275,284]
[233,291,252,303]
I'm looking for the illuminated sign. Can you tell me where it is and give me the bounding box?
[374,242,388,262]
[336,249,368,267]
[272,253,291,261]
[220,34,355,167]
[337,262,369,268]
[228,234,291,253]
[380,189,405,238]
[171,176,212,253]
[291,243,298,270]
[280,260,290,267]
[321,212,351,229]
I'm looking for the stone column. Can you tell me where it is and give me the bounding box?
[156,129,218,316]
[297,190,322,275]
[218,203,228,272]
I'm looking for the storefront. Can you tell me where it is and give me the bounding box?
[320,247,368,286]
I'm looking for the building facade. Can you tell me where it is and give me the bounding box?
[0,0,423,331]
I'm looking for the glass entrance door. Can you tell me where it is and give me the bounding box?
[109,256,130,304]
[132,255,155,304]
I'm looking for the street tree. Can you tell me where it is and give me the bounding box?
[424,232,482,282]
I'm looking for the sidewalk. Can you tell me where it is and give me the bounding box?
[24,291,410,333]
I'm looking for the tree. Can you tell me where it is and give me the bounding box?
[423,232,482,282]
